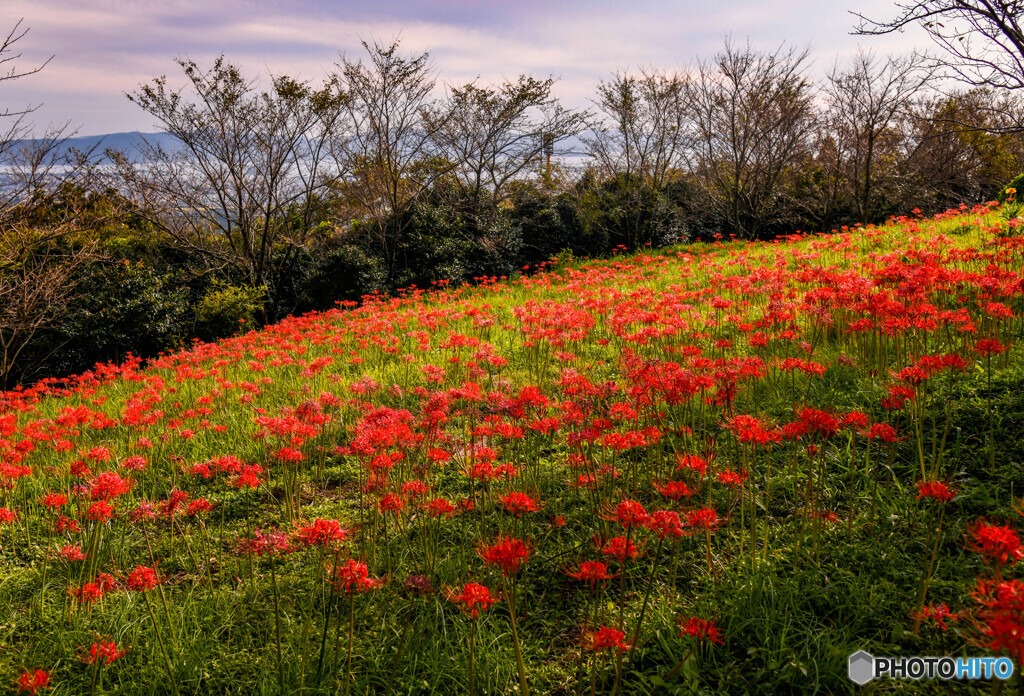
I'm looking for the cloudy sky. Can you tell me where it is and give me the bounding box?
[5,0,923,137]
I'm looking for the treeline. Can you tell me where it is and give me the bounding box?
[3,37,1024,387]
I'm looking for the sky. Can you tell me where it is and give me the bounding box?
[4,0,924,137]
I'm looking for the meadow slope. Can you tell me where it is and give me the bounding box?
[2,203,1024,695]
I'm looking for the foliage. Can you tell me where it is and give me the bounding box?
[194,280,267,342]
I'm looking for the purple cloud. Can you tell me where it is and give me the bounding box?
[5,0,921,136]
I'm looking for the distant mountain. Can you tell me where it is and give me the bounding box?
[10,130,589,165]
[10,131,183,163]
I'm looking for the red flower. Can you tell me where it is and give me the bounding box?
[85,501,114,522]
[379,494,406,515]
[186,498,213,517]
[425,497,457,518]
[478,536,531,577]
[584,625,632,653]
[88,472,131,501]
[125,565,160,592]
[446,582,498,617]
[911,603,960,631]
[566,560,615,589]
[675,454,708,475]
[15,669,50,695]
[295,518,348,548]
[59,544,86,562]
[237,528,291,557]
[966,520,1024,567]
[916,481,956,504]
[974,338,1009,356]
[69,582,104,605]
[329,559,383,593]
[600,536,642,563]
[646,510,685,540]
[40,493,68,509]
[500,492,539,516]
[677,616,724,644]
[686,507,722,530]
[862,422,901,442]
[653,480,694,500]
[716,469,747,488]
[604,499,649,529]
[85,640,130,665]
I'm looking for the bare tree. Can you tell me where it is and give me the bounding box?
[428,75,586,207]
[854,2,1024,92]
[584,68,690,188]
[906,88,1024,205]
[0,19,51,118]
[825,50,935,220]
[116,57,346,301]
[0,226,97,388]
[686,40,817,239]
[0,20,108,387]
[330,39,449,271]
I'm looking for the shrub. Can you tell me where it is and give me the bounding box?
[195,280,267,341]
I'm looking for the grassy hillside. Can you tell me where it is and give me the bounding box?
[2,203,1023,694]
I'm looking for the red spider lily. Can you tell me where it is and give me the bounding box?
[379,494,406,515]
[862,422,902,442]
[974,338,1010,356]
[237,528,292,557]
[129,501,157,524]
[15,669,50,695]
[911,603,961,631]
[69,582,104,605]
[646,510,685,539]
[716,469,747,488]
[86,446,111,463]
[328,559,383,593]
[966,520,1024,567]
[295,518,348,548]
[39,493,68,509]
[599,536,643,563]
[125,565,160,592]
[159,490,190,518]
[425,497,457,517]
[53,515,80,533]
[583,625,632,653]
[653,480,694,500]
[565,560,616,589]
[85,501,114,522]
[230,464,264,489]
[88,472,132,500]
[478,536,531,577]
[970,578,1024,613]
[401,480,431,498]
[677,616,724,644]
[981,613,1024,666]
[499,492,539,516]
[602,499,649,529]
[0,507,15,524]
[186,498,213,517]
[675,454,708,475]
[686,507,722,530]
[726,415,782,447]
[916,481,956,503]
[59,544,86,561]
[445,582,499,618]
[83,640,130,665]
